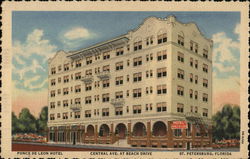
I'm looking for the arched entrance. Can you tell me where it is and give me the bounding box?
[132,122,146,136]
[152,121,167,136]
[115,123,127,139]
[86,125,94,136]
[99,124,110,137]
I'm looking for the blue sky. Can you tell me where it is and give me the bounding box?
[12,11,240,93]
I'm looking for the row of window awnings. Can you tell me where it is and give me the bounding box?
[67,36,129,60]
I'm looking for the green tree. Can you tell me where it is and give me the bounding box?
[212,104,240,141]
[36,106,48,135]
[18,108,37,133]
[12,112,19,134]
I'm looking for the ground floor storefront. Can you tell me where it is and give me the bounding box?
[47,119,212,149]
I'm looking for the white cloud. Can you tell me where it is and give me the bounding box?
[23,75,40,88]
[64,27,90,40]
[213,62,236,73]
[234,23,240,36]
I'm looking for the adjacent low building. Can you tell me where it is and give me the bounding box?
[47,15,213,149]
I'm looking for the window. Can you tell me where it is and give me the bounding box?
[63,113,68,120]
[133,56,142,66]
[157,102,167,112]
[157,50,167,61]
[177,52,184,62]
[85,96,92,104]
[63,100,68,107]
[103,65,110,72]
[190,58,193,67]
[85,83,92,91]
[102,108,109,117]
[63,75,69,83]
[57,113,61,118]
[157,84,167,94]
[194,91,198,100]
[174,129,182,137]
[189,89,193,99]
[115,107,123,116]
[116,48,124,56]
[203,49,208,59]
[190,73,193,83]
[75,60,82,68]
[102,93,110,102]
[102,79,110,88]
[95,67,100,74]
[190,41,198,53]
[177,86,184,96]
[195,43,198,53]
[203,64,208,73]
[103,52,110,60]
[58,65,62,72]
[127,75,129,82]
[57,101,61,107]
[146,70,153,78]
[203,93,208,102]
[85,69,92,75]
[177,69,184,79]
[126,90,130,97]
[134,41,142,51]
[50,102,55,109]
[133,105,142,114]
[133,88,142,98]
[203,79,208,88]
[75,85,81,93]
[86,56,92,65]
[50,91,55,97]
[177,103,184,113]
[94,95,100,101]
[127,45,130,51]
[146,53,153,61]
[195,60,198,69]
[115,61,123,71]
[196,127,201,137]
[57,89,61,95]
[115,91,123,99]
[51,79,56,86]
[75,72,81,80]
[157,33,167,44]
[58,77,61,83]
[195,75,198,84]
[178,35,184,46]
[95,53,101,60]
[85,110,91,118]
[203,108,208,117]
[146,36,153,45]
[145,103,153,111]
[195,106,198,113]
[64,63,69,71]
[74,111,81,119]
[133,72,142,82]
[190,106,193,113]
[115,76,123,85]
[50,114,55,120]
[75,98,81,105]
[146,86,153,94]
[157,67,167,78]
[51,67,56,74]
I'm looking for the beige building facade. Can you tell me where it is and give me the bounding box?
[47,15,213,149]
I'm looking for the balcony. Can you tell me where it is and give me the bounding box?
[70,104,82,111]
[96,71,110,80]
[110,98,125,107]
[81,75,93,83]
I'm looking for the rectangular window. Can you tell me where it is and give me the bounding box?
[102,93,110,102]
[75,85,81,93]
[57,101,61,107]
[146,86,153,94]
[75,72,81,80]
[134,41,142,51]
[85,110,91,118]
[157,50,167,61]
[178,35,184,46]
[157,84,167,94]
[190,58,193,67]
[203,108,208,117]
[64,63,69,71]
[157,33,167,44]
[133,56,142,66]
[103,65,110,72]
[203,49,208,59]
[95,53,101,60]
[86,56,93,65]
[116,47,124,56]
[190,73,193,83]
[58,65,61,72]
[85,69,92,75]
[63,100,68,107]
[177,69,184,79]
[63,75,69,83]
[94,67,100,74]
[74,98,81,105]
[115,61,123,71]
[133,105,142,114]
[103,51,110,60]
[133,88,142,98]
[50,102,55,109]
[157,67,167,78]
[75,60,82,68]
[190,41,198,53]
[57,113,60,118]
[174,129,182,137]
[133,72,142,82]
[63,113,68,120]
[51,67,56,74]
[94,81,100,88]
[195,60,198,69]
[177,52,184,62]
[203,79,208,88]
[203,93,208,102]
[177,86,184,96]
[157,102,167,112]
[102,108,109,117]
[115,107,123,116]
[194,91,198,100]
[195,75,198,84]
[195,106,198,113]
[57,89,61,95]
[74,111,81,119]
[177,103,184,113]
[115,76,123,85]
[63,88,69,95]
[115,91,123,99]
[146,36,153,45]
[51,79,56,86]
[102,79,110,88]
[203,64,208,73]
[58,77,61,83]
[85,83,92,91]
[189,89,193,99]
[50,114,55,120]
[85,96,92,104]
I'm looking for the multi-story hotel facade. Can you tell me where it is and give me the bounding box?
[47,15,213,149]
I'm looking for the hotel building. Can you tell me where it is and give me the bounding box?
[47,15,213,149]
